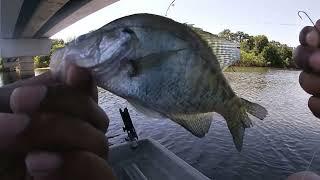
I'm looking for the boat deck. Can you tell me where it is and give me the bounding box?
[109,138,211,180]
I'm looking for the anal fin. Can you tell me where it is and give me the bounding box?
[169,113,213,137]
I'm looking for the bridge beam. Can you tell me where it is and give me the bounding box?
[21,0,70,37]
[42,0,119,37]
[0,38,52,58]
[0,0,24,38]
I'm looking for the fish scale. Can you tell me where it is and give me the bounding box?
[50,13,267,151]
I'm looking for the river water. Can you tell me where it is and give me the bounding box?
[2,67,320,180]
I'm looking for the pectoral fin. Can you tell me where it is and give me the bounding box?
[128,48,187,76]
[128,99,164,119]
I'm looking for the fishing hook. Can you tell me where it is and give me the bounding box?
[298,11,315,26]
[165,0,176,16]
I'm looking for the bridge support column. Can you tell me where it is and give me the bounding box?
[17,57,35,78]
[0,38,51,79]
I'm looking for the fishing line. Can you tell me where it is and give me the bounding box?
[306,150,317,171]
[299,147,319,180]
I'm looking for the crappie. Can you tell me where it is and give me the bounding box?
[50,13,267,151]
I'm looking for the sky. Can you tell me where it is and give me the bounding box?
[52,0,320,47]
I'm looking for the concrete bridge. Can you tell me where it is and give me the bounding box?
[0,0,118,78]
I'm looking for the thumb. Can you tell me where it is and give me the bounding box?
[65,64,98,102]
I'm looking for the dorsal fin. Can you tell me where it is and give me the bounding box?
[190,26,240,70]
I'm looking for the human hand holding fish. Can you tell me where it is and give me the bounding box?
[0,64,115,180]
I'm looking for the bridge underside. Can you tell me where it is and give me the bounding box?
[0,0,118,78]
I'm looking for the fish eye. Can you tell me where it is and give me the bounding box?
[76,34,87,42]
[122,28,135,34]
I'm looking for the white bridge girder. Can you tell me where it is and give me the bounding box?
[0,0,119,78]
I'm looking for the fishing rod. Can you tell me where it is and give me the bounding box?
[165,0,176,17]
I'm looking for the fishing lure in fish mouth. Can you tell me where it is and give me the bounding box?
[50,13,268,152]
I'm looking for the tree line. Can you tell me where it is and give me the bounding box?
[33,29,295,69]
[33,39,65,68]
[217,29,295,68]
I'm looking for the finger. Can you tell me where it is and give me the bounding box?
[299,71,320,96]
[25,152,62,178]
[308,96,320,118]
[10,85,108,132]
[0,72,55,113]
[0,113,30,179]
[316,19,320,31]
[65,64,98,102]
[300,26,314,46]
[306,29,320,48]
[0,64,97,113]
[293,45,317,71]
[0,113,30,149]
[27,151,116,180]
[299,26,320,48]
[309,50,320,72]
[14,113,108,158]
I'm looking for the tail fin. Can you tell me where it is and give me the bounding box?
[241,98,268,120]
[225,98,267,152]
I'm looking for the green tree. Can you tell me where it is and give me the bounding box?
[261,44,284,67]
[254,35,269,54]
[279,45,292,61]
[218,29,236,41]
[240,36,255,52]
[234,31,249,42]
[33,39,65,68]
[239,50,266,67]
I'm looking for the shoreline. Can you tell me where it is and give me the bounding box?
[35,67,50,70]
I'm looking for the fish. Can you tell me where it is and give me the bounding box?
[50,13,267,151]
